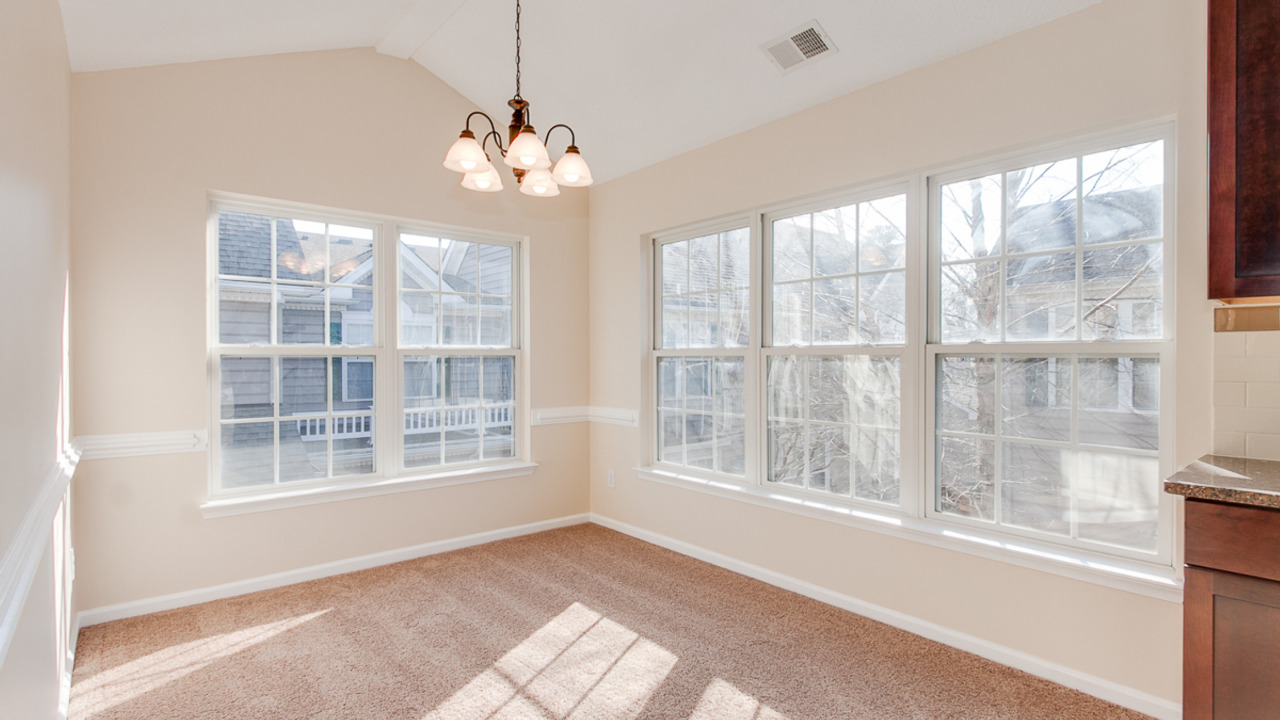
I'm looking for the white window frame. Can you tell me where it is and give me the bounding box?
[640,122,1179,599]
[204,193,533,518]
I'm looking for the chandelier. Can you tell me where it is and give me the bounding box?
[442,0,593,197]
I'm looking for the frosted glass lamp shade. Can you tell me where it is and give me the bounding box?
[504,127,552,170]
[443,131,491,173]
[519,168,560,197]
[551,146,593,187]
[461,166,504,192]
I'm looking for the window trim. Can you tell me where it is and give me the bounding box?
[205,192,533,511]
[640,121,1179,596]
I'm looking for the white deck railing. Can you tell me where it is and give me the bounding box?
[296,406,512,441]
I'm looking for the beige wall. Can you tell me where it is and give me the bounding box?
[0,0,73,716]
[70,49,591,610]
[588,0,1210,705]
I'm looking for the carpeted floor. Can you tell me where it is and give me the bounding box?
[70,524,1152,719]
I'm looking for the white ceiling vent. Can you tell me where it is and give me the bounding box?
[762,21,837,73]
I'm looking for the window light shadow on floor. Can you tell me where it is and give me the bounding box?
[689,678,790,720]
[424,602,679,720]
[68,609,330,718]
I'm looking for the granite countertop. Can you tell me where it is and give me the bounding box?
[1164,455,1280,510]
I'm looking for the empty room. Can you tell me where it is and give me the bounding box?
[5,0,1273,718]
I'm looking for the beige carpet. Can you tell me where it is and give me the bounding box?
[70,524,1152,719]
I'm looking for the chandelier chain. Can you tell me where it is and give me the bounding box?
[513,0,522,99]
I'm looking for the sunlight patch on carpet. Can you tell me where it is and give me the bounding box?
[69,609,330,718]
[689,678,790,720]
[425,602,678,720]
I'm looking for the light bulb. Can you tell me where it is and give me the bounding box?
[504,127,552,170]
[443,130,492,174]
[551,146,594,187]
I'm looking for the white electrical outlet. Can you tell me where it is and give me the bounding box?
[607,469,615,488]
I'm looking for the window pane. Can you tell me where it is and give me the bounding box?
[721,229,750,288]
[1001,357,1071,441]
[937,436,995,520]
[661,242,688,296]
[221,357,273,420]
[662,295,689,348]
[219,281,270,344]
[1079,357,1159,450]
[688,292,719,348]
[773,215,811,282]
[280,357,327,416]
[444,357,481,406]
[813,277,856,345]
[859,271,906,345]
[808,425,851,495]
[280,418,328,482]
[772,281,811,347]
[401,291,438,346]
[768,421,805,486]
[218,211,272,278]
[1005,253,1076,341]
[660,410,685,465]
[1082,243,1162,340]
[855,427,900,504]
[1006,160,1077,254]
[278,284,326,344]
[938,357,996,435]
[441,293,479,345]
[332,287,373,346]
[400,234,442,291]
[277,218,327,283]
[940,175,1001,263]
[480,296,512,346]
[767,355,804,420]
[333,415,374,475]
[328,224,374,285]
[719,290,749,348]
[1082,141,1163,246]
[1002,442,1070,535]
[404,357,440,409]
[220,422,274,488]
[940,260,1001,343]
[812,207,856,277]
[716,415,746,475]
[404,409,441,468]
[859,195,907,271]
[479,244,513,296]
[1076,451,1159,552]
[689,234,720,292]
[333,357,373,413]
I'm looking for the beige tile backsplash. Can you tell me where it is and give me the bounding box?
[1215,330,1280,459]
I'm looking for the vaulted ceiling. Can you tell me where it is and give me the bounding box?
[58,0,1101,183]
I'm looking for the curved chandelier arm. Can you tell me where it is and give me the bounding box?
[542,123,577,149]
[480,129,508,157]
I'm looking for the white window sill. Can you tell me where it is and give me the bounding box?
[201,462,538,519]
[636,467,1183,603]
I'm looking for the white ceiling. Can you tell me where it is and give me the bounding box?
[59,0,1102,183]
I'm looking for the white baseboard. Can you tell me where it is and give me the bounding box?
[589,513,1181,720]
[77,513,591,627]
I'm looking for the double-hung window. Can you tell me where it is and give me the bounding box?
[649,127,1174,575]
[929,137,1169,557]
[211,198,524,502]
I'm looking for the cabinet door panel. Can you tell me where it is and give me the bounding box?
[1185,566,1280,719]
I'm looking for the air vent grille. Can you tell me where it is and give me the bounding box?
[762,21,836,74]
[790,28,828,59]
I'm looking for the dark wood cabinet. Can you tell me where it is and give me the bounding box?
[1208,0,1280,299]
[1183,499,1280,719]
